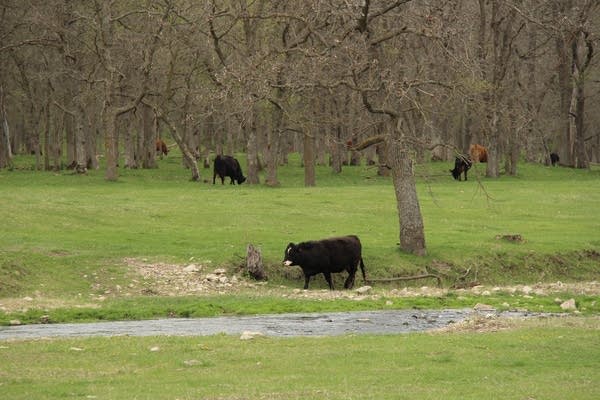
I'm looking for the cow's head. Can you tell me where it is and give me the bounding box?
[450,167,462,180]
[237,175,247,184]
[283,243,299,266]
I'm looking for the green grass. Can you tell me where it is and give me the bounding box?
[1,152,600,323]
[1,317,599,399]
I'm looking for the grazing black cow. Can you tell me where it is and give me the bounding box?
[550,152,560,166]
[450,156,472,181]
[283,235,367,290]
[213,155,246,185]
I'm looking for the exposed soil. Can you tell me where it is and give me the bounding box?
[1,257,598,315]
[124,257,600,299]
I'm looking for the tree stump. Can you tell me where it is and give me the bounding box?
[246,244,267,281]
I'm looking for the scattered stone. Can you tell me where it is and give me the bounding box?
[355,286,372,294]
[23,297,33,302]
[204,274,220,282]
[70,347,84,351]
[521,286,533,295]
[149,346,160,352]
[9,320,21,326]
[183,264,201,273]
[183,359,200,366]
[40,315,50,324]
[240,331,264,340]
[473,303,496,312]
[213,268,227,275]
[560,298,577,311]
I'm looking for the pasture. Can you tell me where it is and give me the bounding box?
[0,152,599,323]
[1,153,600,399]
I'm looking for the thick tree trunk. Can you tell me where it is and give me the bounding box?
[265,102,282,186]
[140,103,157,169]
[303,132,316,187]
[570,30,592,169]
[387,118,426,256]
[74,106,88,173]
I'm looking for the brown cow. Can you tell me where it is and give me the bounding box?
[469,144,488,163]
[156,139,169,158]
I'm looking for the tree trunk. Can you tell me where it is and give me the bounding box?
[245,114,260,184]
[246,244,267,281]
[103,105,119,181]
[43,98,51,171]
[0,86,13,169]
[554,4,574,167]
[303,132,316,187]
[570,30,592,169]
[265,101,282,186]
[158,114,200,181]
[140,103,157,169]
[387,118,426,256]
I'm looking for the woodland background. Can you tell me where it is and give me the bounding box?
[1,0,599,255]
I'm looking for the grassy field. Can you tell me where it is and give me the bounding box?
[1,152,599,323]
[1,317,599,399]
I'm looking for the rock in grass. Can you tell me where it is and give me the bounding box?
[560,298,577,311]
[183,264,200,273]
[240,331,265,340]
[355,285,372,294]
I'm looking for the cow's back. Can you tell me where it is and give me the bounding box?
[469,144,487,163]
[320,236,362,269]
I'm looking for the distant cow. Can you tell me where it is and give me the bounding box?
[156,139,169,158]
[550,152,560,166]
[469,144,488,163]
[213,155,246,185]
[450,156,472,181]
[283,235,367,290]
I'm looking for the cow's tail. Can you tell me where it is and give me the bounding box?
[359,257,367,283]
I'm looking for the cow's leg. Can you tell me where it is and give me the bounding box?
[323,272,334,290]
[212,171,216,184]
[344,270,356,289]
[303,275,311,290]
[464,169,468,181]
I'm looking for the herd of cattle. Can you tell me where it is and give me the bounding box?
[155,139,561,290]
[450,143,560,181]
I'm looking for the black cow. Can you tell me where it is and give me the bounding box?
[283,235,367,290]
[213,155,246,185]
[550,152,560,166]
[450,156,472,181]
